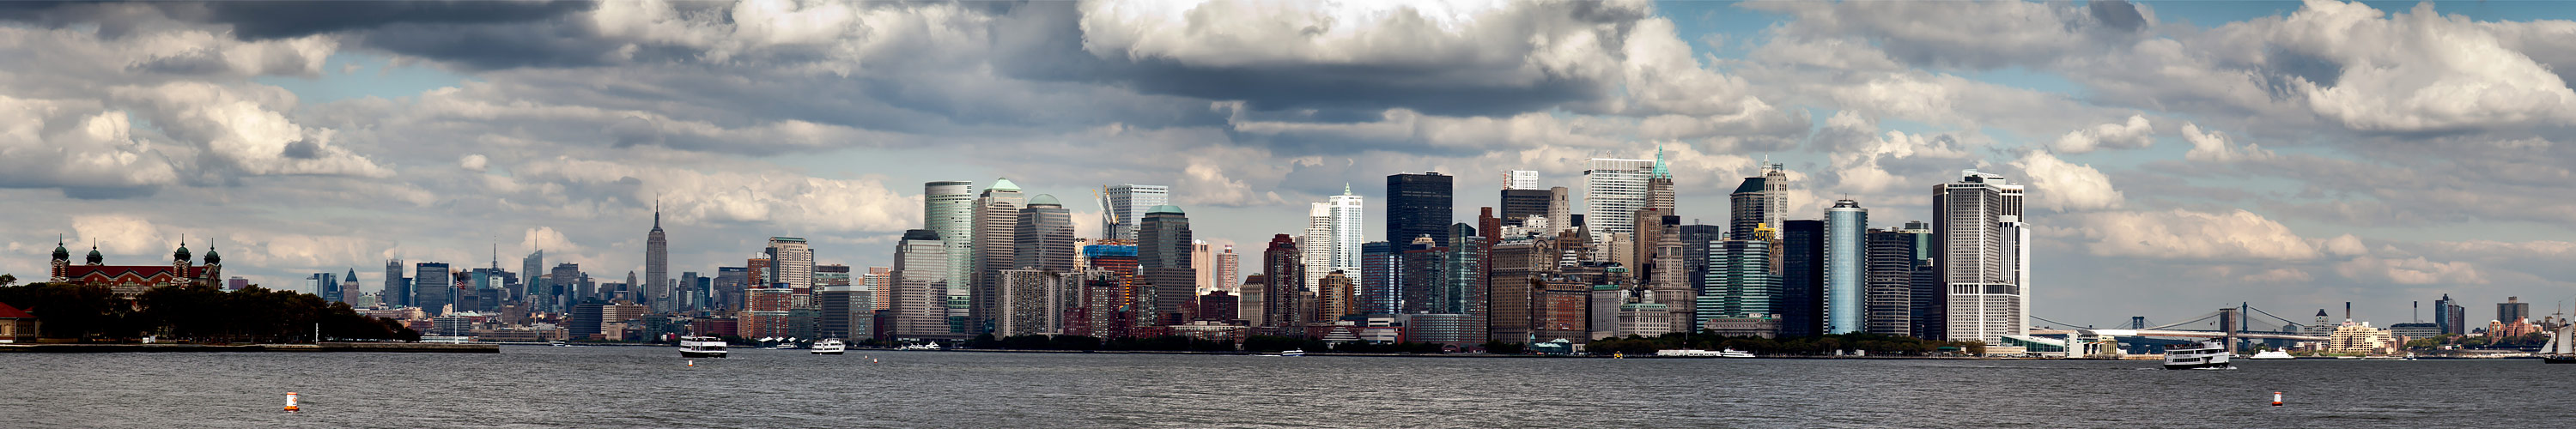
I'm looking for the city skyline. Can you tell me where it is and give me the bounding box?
[4,0,2576,327]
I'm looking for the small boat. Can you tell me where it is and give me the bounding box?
[679,335,728,359]
[811,339,846,354]
[548,341,569,347]
[2161,341,2231,370]
[2540,324,2576,364]
[896,343,943,351]
[2249,350,2293,360]
[1272,349,1305,357]
[1716,348,1756,358]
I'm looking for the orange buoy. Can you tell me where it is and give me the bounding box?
[2271,391,2282,407]
[284,392,300,412]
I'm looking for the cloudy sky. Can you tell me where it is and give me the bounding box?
[4,0,2573,327]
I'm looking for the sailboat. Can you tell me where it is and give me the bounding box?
[2540,324,2575,364]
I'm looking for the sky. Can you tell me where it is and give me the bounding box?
[3,0,2574,329]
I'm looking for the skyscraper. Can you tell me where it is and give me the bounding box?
[765,238,814,293]
[1317,270,1356,320]
[312,272,339,304]
[1192,240,1213,295]
[1215,245,1239,293]
[1261,234,1304,330]
[1779,220,1824,338]
[1014,194,1076,273]
[1304,185,1364,294]
[2435,293,2465,335]
[2500,297,2530,323]
[342,269,360,304]
[1823,200,1867,335]
[383,259,407,308]
[1583,155,1653,239]
[1101,184,1169,241]
[646,202,669,311]
[1864,224,1929,336]
[972,178,1024,335]
[926,180,976,324]
[1547,186,1571,235]
[1506,170,1540,190]
[1500,188,1552,227]
[1729,163,1788,239]
[414,262,452,315]
[1700,227,1780,330]
[890,229,957,340]
[1388,172,1454,245]
[1360,241,1399,315]
[1137,205,1195,323]
[521,250,544,308]
[1933,170,2027,343]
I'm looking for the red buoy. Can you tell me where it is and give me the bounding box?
[284,392,300,412]
[2271,391,2282,407]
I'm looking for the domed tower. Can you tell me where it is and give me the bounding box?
[199,246,224,287]
[172,239,193,288]
[85,245,102,265]
[50,237,70,282]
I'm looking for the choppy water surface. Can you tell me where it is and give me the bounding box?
[8,347,2572,427]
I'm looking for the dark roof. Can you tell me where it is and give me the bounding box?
[0,301,33,318]
[60,265,206,281]
[902,229,940,241]
[1731,177,1766,194]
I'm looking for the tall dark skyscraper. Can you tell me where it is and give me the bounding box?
[1728,163,1787,239]
[646,203,669,311]
[414,262,453,315]
[1500,188,1551,227]
[384,259,407,307]
[1360,241,1398,315]
[2500,297,2530,323]
[1137,205,1195,323]
[1387,172,1454,245]
[1779,220,1825,338]
[1261,234,1304,330]
[1864,225,1930,336]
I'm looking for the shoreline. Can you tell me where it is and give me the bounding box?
[0,342,499,353]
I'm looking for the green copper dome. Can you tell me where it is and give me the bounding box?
[1147,204,1184,214]
[1028,194,1061,206]
[990,178,1020,191]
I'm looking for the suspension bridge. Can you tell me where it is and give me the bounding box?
[2033,303,2331,345]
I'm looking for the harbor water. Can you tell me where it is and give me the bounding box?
[8,347,2572,427]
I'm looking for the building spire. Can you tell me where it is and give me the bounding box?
[1650,144,1670,178]
[1343,183,1352,196]
[653,199,662,229]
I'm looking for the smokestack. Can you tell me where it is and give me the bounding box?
[2414,301,2420,323]
[2344,301,2353,324]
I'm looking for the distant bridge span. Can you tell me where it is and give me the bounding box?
[2072,329,2325,341]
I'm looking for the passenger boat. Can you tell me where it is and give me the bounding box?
[2249,350,2293,360]
[1272,349,1305,357]
[2540,325,2576,364]
[679,335,729,358]
[1716,348,1756,358]
[811,339,846,354]
[2161,341,2231,370]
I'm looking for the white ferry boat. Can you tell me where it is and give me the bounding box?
[679,335,729,359]
[2161,341,2230,370]
[2249,350,2294,360]
[811,339,846,354]
[1272,349,1305,357]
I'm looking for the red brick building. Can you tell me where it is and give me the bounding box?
[49,239,224,299]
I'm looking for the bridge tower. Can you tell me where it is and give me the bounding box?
[2219,307,2241,355]
[2129,317,2145,329]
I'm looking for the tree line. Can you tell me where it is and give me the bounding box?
[0,281,418,343]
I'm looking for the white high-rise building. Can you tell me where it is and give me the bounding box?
[1101,184,1170,241]
[1584,156,1654,237]
[1215,245,1239,293]
[1933,170,2027,345]
[1303,185,1364,293]
[1505,170,1540,190]
[927,180,976,317]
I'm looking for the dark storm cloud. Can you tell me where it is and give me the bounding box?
[191,1,597,39]
[2087,0,2148,33]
